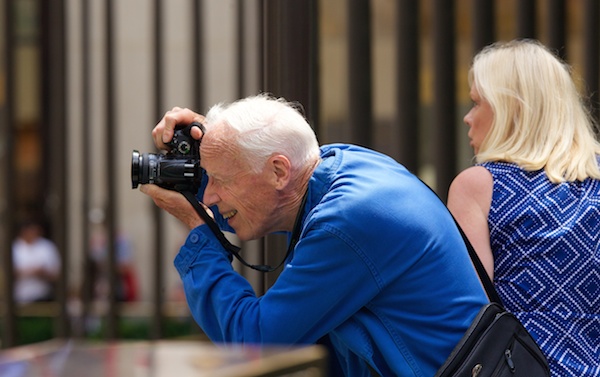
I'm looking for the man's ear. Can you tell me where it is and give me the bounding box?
[269,155,292,190]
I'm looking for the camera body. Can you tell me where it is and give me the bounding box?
[131,122,203,193]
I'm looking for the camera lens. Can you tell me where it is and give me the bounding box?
[131,150,142,188]
[131,150,160,188]
[131,131,201,192]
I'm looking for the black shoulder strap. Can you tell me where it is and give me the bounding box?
[181,190,241,253]
[181,190,277,272]
[450,216,503,304]
[421,179,503,304]
[180,190,302,273]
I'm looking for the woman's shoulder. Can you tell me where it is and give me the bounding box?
[451,166,493,192]
[448,166,493,210]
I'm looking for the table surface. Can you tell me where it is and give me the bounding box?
[0,339,328,377]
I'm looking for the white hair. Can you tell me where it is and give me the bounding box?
[205,94,321,173]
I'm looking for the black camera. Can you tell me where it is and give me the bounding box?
[131,122,204,193]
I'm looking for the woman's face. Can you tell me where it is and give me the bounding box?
[464,83,494,154]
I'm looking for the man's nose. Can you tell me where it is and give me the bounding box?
[203,185,219,207]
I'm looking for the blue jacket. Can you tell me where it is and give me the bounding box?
[174,144,488,376]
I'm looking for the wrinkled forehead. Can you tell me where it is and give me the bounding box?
[204,120,235,145]
[200,123,243,169]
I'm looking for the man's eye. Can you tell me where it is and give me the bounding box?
[210,177,225,187]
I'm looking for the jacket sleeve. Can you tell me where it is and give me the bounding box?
[174,221,380,345]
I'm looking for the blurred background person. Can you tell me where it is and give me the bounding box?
[89,221,138,302]
[12,219,61,303]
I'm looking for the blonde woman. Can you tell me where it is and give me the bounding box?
[448,39,600,376]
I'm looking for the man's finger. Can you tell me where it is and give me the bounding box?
[190,124,204,140]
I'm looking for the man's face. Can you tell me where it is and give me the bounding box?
[200,125,284,241]
[464,83,494,154]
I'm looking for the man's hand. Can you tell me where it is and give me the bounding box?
[140,184,205,230]
[153,107,205,150]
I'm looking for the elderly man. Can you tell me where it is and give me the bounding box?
[140,94,488,376]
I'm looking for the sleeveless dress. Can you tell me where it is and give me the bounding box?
[481,161,600,377]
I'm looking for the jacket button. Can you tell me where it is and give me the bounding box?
[190,233,199,243]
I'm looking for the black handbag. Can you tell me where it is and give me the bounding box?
[435,222,550,377]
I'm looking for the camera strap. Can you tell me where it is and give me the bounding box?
[181,190,308,273]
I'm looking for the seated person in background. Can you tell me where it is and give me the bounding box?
[139,94,488,376]
[448,39,600,376]
[89,223,139,302]
[12,219,61,303]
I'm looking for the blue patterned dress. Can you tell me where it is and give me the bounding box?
[481,162,600,377]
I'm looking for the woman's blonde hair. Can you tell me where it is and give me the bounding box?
[471,39,600,182]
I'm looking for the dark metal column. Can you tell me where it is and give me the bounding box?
[150,0,165,340]
[193,0,205,112]
[261,0,319,290]
[583,0,600,125]
[472,0,495,54]
[262,0,319,120]
[237,0,246,98]
[104,0,119,339]
[347,0,373,147]
[396,0,420,172]
[516,0,536,39]
[546,0,566,59]
[40,0,69,339]
[79,0,94,339]
[432,0,457,198]
[1,0,17,349]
